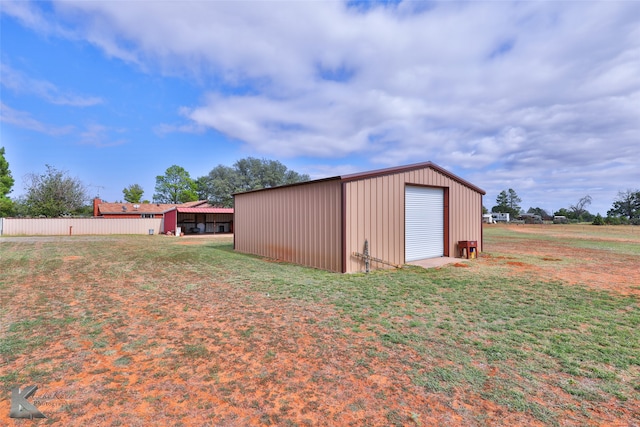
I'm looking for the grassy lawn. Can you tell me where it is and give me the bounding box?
[1,229,638,426]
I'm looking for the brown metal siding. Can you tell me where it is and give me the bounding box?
[0,218,164,235]
[344,166,483,273]
[234,179,343,272]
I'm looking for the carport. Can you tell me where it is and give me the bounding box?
[164,207,234,235]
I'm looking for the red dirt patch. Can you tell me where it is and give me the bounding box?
[453,263,470,268]
[505,261,530,267]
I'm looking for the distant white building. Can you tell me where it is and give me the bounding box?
[483,214,494,224]
[491,212,510,222]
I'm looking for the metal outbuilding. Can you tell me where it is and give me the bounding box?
[233,161,485,273]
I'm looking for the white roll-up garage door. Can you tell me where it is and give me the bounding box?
[405,186,444,261]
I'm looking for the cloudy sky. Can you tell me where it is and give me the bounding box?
[1,0,638,216]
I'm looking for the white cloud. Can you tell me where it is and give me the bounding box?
[0,0,74,39]
[0,102,73,136]
[1,63,103,107]
[153,122,206,136]
[78,123,126,148]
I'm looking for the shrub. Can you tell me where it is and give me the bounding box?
[592,214,605,225]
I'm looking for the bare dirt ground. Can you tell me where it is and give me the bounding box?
[1,228,638,426]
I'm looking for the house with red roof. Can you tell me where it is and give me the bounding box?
[93,198,233,235]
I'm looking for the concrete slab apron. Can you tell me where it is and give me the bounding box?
[408,257,463,269]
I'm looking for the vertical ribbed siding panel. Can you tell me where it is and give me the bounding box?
[344,181,356,270]
[363,179,370,256]
[394,173,402,264]
[301,187,309,267]
[370,177,377,262]
[234,180,342,272]
[1,218,163,235]
[381,177,389,263]
[345,173,400,273]
[359,179,364,255]
[344,180,355,272]
[449,182,482,256]
[350,181,359,256]
[349,181,357,257]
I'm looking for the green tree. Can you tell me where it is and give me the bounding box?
[123,184,144,203]
[196,165,240,208]
[23,165,88,217]
[153,165,198,204]
[592,213,605,225]
[507,188,522,213]
[569,195,592,221]
[0,197,13,217]
[233,157,309,192]
[604,216,624,225]
[492,190,508,212]
[492,188,522,219]
[0,147,15,216]
[607,189,640,221]
[197,157,310,207]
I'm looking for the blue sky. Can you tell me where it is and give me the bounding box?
[1,1,639,216]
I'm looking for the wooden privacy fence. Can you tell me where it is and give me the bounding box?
[0,218,164,236]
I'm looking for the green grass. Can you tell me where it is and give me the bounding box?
[484,224,640,256]
[571,239,640,255]
[0,231,638,425]
[182,343,210,359]
[205,231,638,424]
